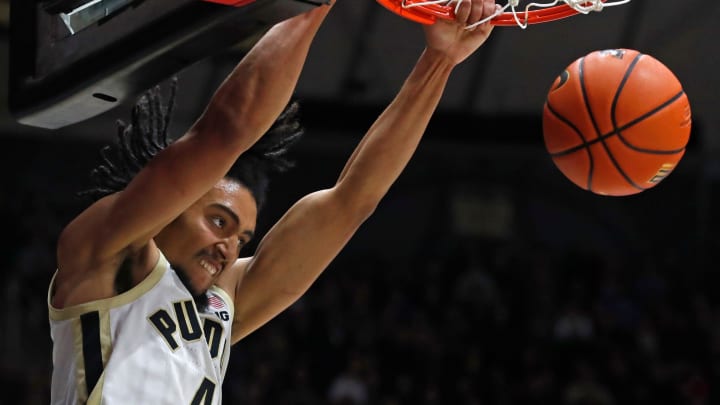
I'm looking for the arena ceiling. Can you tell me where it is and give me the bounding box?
[1,1,718,155]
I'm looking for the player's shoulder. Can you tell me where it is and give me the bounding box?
[57,193,125,269]
[214,256,252,299]
[234,256,253,273]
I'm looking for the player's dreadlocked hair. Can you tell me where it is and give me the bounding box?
[80,78,304,210]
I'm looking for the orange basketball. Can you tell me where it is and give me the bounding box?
[542,49,692,196]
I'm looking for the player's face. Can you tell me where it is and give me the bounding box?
[155,178,257,295]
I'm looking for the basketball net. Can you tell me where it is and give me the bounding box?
[379,0,632,28]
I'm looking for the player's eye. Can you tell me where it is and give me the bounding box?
[211,216,226,228]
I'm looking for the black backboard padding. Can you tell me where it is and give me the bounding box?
[9,0,324,129]
[42,0,95,14]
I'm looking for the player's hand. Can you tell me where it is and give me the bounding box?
[423,0,498,65]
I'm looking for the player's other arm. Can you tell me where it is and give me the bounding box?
[228,51,459,343]
[229,0,497,343]
[54,4,334,306]
[192,3,333,152]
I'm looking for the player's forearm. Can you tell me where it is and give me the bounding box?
[336,48,454,205]
[234,54,455,336]
[194,3,332,150]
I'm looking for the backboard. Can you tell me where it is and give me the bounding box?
[8,0,324,130]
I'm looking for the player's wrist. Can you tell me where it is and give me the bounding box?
[417,48,458,78]
[424,44,465,68]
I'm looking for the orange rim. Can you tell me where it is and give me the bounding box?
[376,0,587,26]
[201,0,256,6]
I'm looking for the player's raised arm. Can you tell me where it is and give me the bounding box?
[53,3,334,306]
[193,3,333,154]
[230,0,497,342]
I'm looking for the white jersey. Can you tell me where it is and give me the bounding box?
[48,252,234,405]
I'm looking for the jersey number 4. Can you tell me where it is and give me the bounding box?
[191,377,216,405]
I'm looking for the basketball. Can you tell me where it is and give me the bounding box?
[542,49,692,196]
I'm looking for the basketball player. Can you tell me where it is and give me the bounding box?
[47,0,498,403]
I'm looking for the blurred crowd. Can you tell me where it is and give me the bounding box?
[221,237,718,405]
[0,135,717,405]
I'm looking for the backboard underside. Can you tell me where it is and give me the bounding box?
[9,0,324,130]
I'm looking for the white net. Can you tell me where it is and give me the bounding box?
[402,0,632,29]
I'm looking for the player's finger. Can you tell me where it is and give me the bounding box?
[485,0,499,20]
[465,0,496,31]
[468,0,487,26]
[453,0,471,25]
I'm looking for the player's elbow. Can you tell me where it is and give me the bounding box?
[332,188,379,223]
[192,104,264,153]
[354,197,378,221]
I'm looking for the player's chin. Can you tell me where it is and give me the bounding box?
[192,269,215,293]
[174,265,210,296]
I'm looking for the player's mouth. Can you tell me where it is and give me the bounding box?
[199,258,221,276]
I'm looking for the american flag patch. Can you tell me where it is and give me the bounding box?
[208,295,225,309]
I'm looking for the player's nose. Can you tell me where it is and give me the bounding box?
[213,241,230,264]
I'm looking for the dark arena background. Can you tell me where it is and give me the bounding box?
[2,1,720,404]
